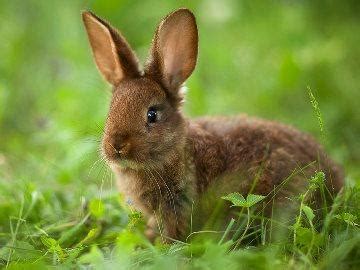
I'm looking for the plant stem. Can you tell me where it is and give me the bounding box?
[218,218,235,245]
[234,207,251,249]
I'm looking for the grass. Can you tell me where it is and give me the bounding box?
[0,173,359,269]
[0,0,359,269]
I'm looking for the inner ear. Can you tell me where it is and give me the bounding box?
[145,9,198,91]
[82,11,141,86]
[159,17,197,87]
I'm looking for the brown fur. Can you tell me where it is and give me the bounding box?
[82,9,344,241]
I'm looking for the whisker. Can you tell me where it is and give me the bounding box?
[87,156,106,180]
[107,142,120,154]
[149,163,179,226]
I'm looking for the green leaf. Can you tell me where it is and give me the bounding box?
[116,229,146,251]
[295,226,324,248]
[222,193,247,207]
[302,204,315,223]
[127,211,145,230]
[309,171,326,190]
[89,199,105,218]
[335,212,359,227]
[58,214,90,246]
[6,261,48,270]
[246,194,266,207]
[40,237,65,261]
[0,241,42,262]
[77,227,101,246]
[222,193,266,208]
[78,245,104,265]
[307,87,324,137]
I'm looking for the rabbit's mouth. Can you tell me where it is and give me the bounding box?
[118,159,140,169]
[108,158,144,171]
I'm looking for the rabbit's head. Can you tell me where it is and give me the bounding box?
[82,9,198,168]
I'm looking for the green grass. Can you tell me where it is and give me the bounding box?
[0,0,359,269]
[0,173,359,269]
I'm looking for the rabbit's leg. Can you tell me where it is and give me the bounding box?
[160,195,192,242]
[145,209,188,243]
[144,204,189,243]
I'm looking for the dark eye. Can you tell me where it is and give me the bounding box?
[147,108,158,123]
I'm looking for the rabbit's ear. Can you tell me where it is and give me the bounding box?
[145,8,198,91]
[82,11,140,86]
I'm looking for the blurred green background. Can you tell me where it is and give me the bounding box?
[0,0,359,228]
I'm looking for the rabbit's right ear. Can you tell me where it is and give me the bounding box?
[145,9,198,93]
[82,11,140,86]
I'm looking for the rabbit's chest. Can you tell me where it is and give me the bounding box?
[112,164,196,217]
[113,170,154,214]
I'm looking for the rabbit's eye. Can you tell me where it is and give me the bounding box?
[147,108,158,123]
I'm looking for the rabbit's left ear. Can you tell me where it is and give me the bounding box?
[82,11,140,86]
[145,8,198,92]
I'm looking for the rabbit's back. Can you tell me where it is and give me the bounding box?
[188,115,343,198]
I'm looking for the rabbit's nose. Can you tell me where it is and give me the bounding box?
[103,132,131,160]
[112,135,130,155]
[114,141,128,154]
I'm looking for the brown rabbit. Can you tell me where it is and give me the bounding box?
[82,8,343,241]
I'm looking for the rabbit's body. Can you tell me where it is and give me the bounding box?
[191,115,343,196]
[110,114,343,240]
[82,9,344,242]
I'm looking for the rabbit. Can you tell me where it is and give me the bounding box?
[82,8,344,242]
